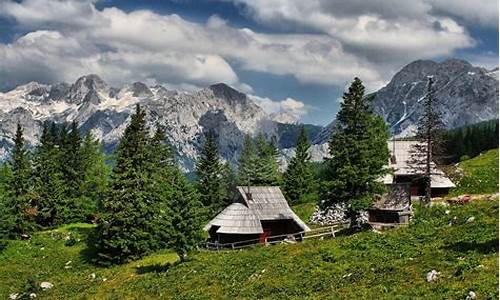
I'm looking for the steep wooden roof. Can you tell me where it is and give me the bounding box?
[382,140,455,188]
[204,186,310,234]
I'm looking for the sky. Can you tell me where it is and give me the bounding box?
[0,0,498,125]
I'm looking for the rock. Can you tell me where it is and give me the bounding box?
[9,293,19,299]
[310,203,350,226]
[89,273,96,280]
[466,291,477,300]
[29,293,37,298]
[466,216,475,223]
[426,270,440,282]
[40,282,54,290]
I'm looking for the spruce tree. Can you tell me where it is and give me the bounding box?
[321,78,390,227]
[221,162,237,205]
[0,124,36,238]
[32,122,66,226]
[408,77,444,205]
[95,104,157,264]
[237,134,258,186]
[195,130,225,217]
[254,133,280,185]
[146,124,176,250]
[283,125,316,204]
[168,168,203,262]
[80,131,110,219]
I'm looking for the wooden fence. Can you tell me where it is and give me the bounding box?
[205,222,349,251]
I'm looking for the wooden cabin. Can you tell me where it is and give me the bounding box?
[382,140,455,198]
[368,183,412,226]
[204,186,310,246]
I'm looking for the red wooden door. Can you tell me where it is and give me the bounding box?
[259,229,272,244]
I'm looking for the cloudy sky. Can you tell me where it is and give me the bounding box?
[0,0,498,124]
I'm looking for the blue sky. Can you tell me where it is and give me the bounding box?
[0,0,498,125]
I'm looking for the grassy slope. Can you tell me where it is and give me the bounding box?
[448,149,499,196]
[1,200,498,300]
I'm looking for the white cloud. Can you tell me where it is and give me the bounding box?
[429,0,498,28]
[249,95,308,121]
[0,0,482,92]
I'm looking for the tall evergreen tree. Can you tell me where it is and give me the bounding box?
[237,135,258,186]
[254,133,280,185]
[95,104,157,264]
[408,77,444,205]
[168,168,203,262]
[321,78,390,227]
[32,122,66,226]
[282,125,316,204]
[146,124,176,251]
[80,131,110,219]
[195,130,225,217]
[0,124,36,238]
[221,162,237,204]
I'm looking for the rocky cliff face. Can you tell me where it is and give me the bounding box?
[1,58,497,169]
[372,59,499,136]
[313,59,499,146]
[0,75,285,170]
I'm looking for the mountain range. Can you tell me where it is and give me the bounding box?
[0,59,497,170]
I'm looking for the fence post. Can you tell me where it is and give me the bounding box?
[331,226,335,237]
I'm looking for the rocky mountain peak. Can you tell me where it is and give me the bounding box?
[130,82,153,98]
[207,83,247,104]
[67,74,109,104]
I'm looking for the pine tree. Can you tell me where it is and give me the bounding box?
[95,104,157,264]
[221,161,237,205]
[169,168,203,262]
[237,135,258,186]
[146,124,176,250]
[283,125,316,204]
[321,78,390,227]
[0,124,36,238]
[32,122,66,226]
[254,133,280,185]
[80,131,110,219]
[195,130,225,217]
[408,77,444,205]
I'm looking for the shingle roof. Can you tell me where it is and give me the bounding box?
[383,140,455,188]
[372,183,411,210]
[204,186,310,234]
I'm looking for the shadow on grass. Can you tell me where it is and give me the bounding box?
[77,226,102,266]
[443,238,499,254]
[136,262,173,274]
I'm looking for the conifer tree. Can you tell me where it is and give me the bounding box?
[321,78,390,227]
[254,134,280,185]
[168,168,203,262]
[237,134,258,186]
[80,131,110,218]
[0,124,36,238]
[95,104,157,264]
[283,125,316,204]
[146,124,176,250]
[195,130,225,217]
[408,77,444,205]
[32,122,66,226]
[221,162,237,204]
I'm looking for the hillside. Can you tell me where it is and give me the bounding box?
[1,200,497,299]
[447,149,499,196]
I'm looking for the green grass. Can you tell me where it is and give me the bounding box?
[291,202,316,223]
[1,200,498,299]
[448,149,499,196]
